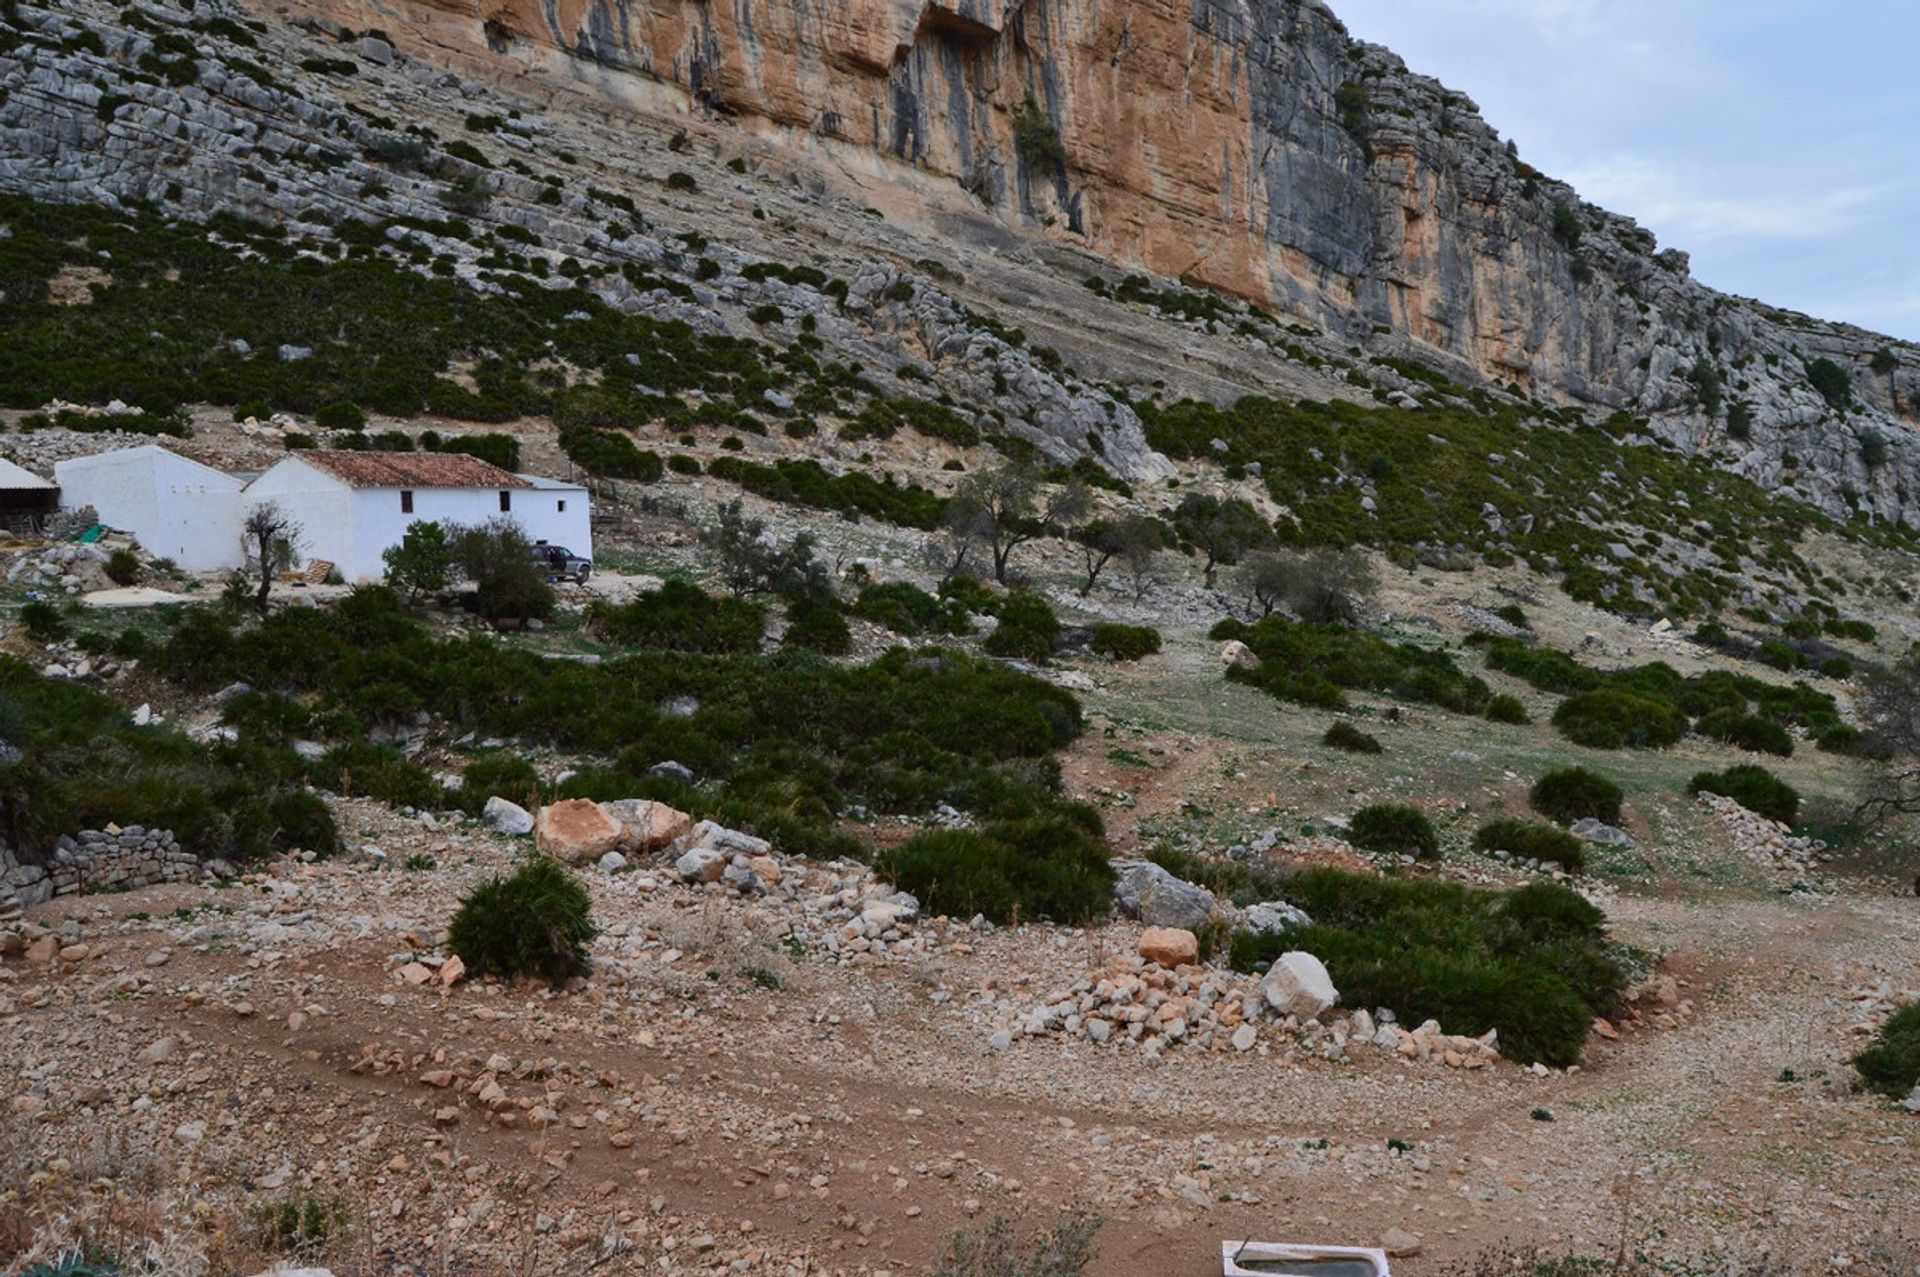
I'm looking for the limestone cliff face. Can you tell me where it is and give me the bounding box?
[332,0,1914,426]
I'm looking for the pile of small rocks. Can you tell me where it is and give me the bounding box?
[2,826,197,907]
[1699,792,1828,875]
[3,541,112,595]
[990,941,1501,1070]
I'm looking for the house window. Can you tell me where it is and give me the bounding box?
[557,499,567,513]
[499,490,511,512]
[400,490,413,514]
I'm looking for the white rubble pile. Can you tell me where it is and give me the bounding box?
[1698,792,1828,875]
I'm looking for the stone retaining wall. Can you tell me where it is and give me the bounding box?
[0,827,198,916]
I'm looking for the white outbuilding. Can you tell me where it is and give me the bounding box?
[52,446,592,582]
[53,444,244,570]
[245,450,592,582]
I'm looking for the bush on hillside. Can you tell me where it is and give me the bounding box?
[1484,693,1530,725]
[20,600,68,641]
[878,810,1114,925]
[783,599,852,655]
[1696,708,1793,757]
[446,855,597,985]
[586,580,765,653]
[1089,623,1161,661]
[982,591,1060,662]
[308,741,442,809]
[456,751,542,814]
[1347,804,1438,859]
[1473,819,1586,873]
[1853,1003,1920,1098]
[1226,869,1624,1066]
[1322,721,1383,754]
[1688,764,1799,825]
[852,581,973,636]
[559,427,663,480]
[1551,688,1685,750]
[1214,616,1489,714]
[1529,767,1622,826]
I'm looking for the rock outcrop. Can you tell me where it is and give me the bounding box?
[280,0,1917,487]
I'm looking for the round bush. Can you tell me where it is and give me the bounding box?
[1089,623,1162,661]
[1322,721,1383,755]
[877,812,1113,924]
[1853,1003,1920,1098]
[982,591,1060,662]
[1696,709,1793,757]
[1473,819,1586,873]
[1529,767,1622,826]
[314,401,366,431]
[1347,804,1438,859]
[1484,693,1530,725]
[783,599,852,655]
[1551,689,1685,750]
[447,855,597,985]
[1688,764,1799,825]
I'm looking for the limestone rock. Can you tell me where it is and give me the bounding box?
[675,848,728,883]
[599,798,693,854]
[1137,926,1199,968]
[1262,951,1338,1020]
[1112,860,1217,930]
[534,799,622,864]
[1220,640,1261,671]
[482,796,534,836]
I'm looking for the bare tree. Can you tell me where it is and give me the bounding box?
[1853,649,1920,830]
[949,463,1091,584]
[1119,528,1164,602]
[1073,514,1163,597]
[241,501,303,615]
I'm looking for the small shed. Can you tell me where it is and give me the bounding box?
[0,457,59,530]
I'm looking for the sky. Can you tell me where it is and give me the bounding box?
[1329,0,1920,342]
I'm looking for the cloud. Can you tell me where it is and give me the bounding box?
[1559,157,1885,246]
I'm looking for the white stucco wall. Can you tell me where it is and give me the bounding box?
[243,457,357,577]
[516,478,593,563]
[343,484,520,583]
[52,446,244,571]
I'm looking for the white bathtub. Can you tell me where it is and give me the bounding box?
[1220,1241,1392,1276]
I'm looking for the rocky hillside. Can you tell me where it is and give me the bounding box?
[271,0,1920,512]
[2,0,1918,537]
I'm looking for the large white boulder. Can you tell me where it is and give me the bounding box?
[482,796,534,836]
[1262,951,1338,1020]
[682,820,772,859]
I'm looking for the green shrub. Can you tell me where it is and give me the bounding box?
[1817,724,1866,755]
[20,600,68,641]
[308,741,441,809]
[877,811,1113,925]
[559,427,663,480]
[1551,688,1685,750]
[1757,640,1803,672]
[1089,623,1161,661]
[1696,709,1793,757]
[852,581,973,636]
[446,855,597,985]
[1347,804,1438,859]
[104,548,142,586]
[1483,693,1530,725]
[586,580,764,653]
[982,591,1060,662]
[1852,1003,1920,1097]
[457,752,541,814]
[1226,869,1622,1066]
[1529,767,1622,826]
[1322,721,1383,754]
[1473,819,1585,873]
[1481,638,1605,695]
[783,599,852,655]
[939,574,1002,617]
[1493,603,1528,629]
[1216,616,1488,714]
[1688,764,1799,825]
[314,401,365,431]
[252,1192,352,1259]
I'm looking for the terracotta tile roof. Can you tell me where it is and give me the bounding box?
[296,451,530,490]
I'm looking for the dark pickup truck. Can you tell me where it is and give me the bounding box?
[531,543,592,584]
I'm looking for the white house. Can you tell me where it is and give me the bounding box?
[54,445,244,571]
[55,446,592,583]
[245,451,591,582]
